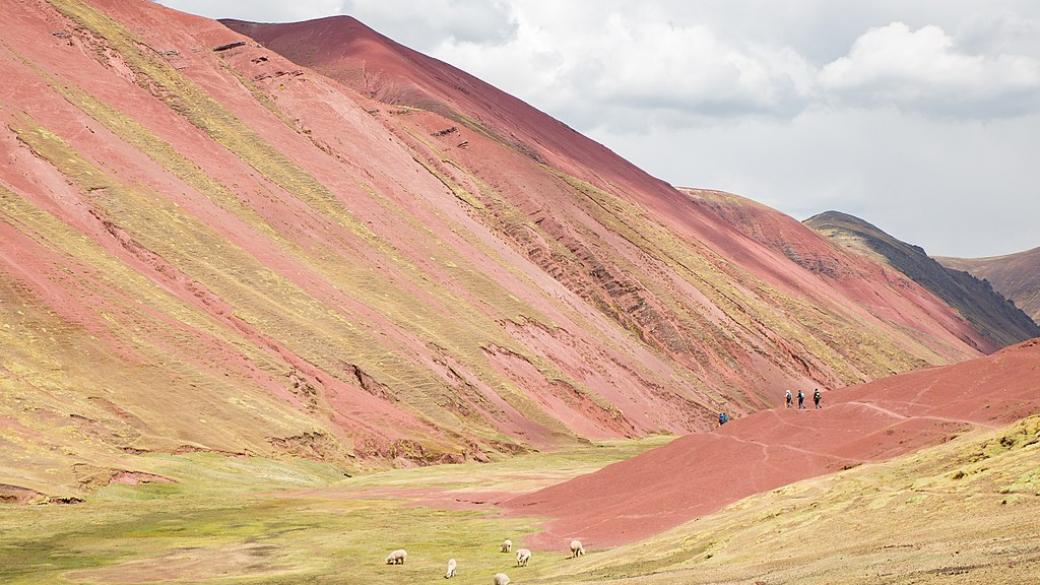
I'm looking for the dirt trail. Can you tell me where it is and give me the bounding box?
[504,340,1040,547]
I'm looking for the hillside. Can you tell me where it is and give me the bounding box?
[806,211,1039,348]
[221,16,1007,363]
[533,414,1040,584]
[505,339,1040,546]
[684,188,1039,351]
[939,247,1040,322]
[0,0,1000,500]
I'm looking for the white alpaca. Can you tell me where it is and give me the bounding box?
[500,539,512,553]
[493,573,511,585]
[516,548,531,567]
[385,549,407,565]
[570,539,585,558]
[445,558,457,578]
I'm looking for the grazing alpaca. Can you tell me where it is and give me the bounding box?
[445,558,457,578]
[385,549,407,565]
[493,573,510,585]
[516,548,531,567]
[570,539,585,558]
[501,539,512,553]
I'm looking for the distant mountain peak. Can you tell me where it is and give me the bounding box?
[807,211,1040,347]
[939,246,1040,321]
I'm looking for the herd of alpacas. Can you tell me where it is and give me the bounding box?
[385,538,586,583]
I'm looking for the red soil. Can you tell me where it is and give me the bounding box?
[504,339,1040,548]
[228,17,991,366]
[0,0,1016,494]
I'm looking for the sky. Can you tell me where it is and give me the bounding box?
[158,1,1040,258]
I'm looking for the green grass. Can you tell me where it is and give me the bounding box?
[3,412,1038,585]
[0,437,671,585]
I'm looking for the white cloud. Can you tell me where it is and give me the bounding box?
[343,0,517,49]
[574,17,816,117]
[820,22,1040,116]
[433,9,818,131]
[156,0,345,22]
[591,108,1040,257]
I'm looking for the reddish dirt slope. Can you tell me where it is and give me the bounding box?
[683,188,1019,353]
[225,15,1001,370]
[0,1,1007,497]
[226,18,993,365]
[505,339,1040,547]
[221,16,681,207]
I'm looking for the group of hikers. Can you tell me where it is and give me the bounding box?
[718,388,823,426]
[786,388,823,410]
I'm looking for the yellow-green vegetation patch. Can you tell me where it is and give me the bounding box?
[0,437,669,585]
[39,2,593,447]
[10,117,445,420]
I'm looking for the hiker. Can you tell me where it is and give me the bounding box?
[813,388,822,409]
[785,390,793,408]
[797,390,805,409]
[718,412,729,426]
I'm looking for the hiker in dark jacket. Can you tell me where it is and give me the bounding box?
[719,412,729,426]
[813,389,822,409]
[797,390,806,409]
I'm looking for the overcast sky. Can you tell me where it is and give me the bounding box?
[158,1,1040,258]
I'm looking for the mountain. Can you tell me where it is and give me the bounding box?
[220,16,1000,362]
[805,211,1040,348]
[0,0,999,499]
[681,189,1027,353]
[505,338,1040,546]
[938,247,1040,322]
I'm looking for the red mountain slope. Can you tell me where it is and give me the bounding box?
[0,1,1005,497]
[683,188,1030,351]
[223,16,997,369]
[223,17,995,361]
[505,339,1040,547]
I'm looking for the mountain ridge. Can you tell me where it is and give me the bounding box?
[938,246,1040,322]
[805,210,1040,348]
[0,0,1009,500]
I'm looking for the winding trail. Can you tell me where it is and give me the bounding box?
[505,340,1040,547]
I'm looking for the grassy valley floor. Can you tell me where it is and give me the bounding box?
[0,438,669,584]
[2,419,1039,585]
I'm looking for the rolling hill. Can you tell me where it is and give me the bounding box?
[0,0,1012,500]
[806,211,1039,348]
[939,246,1040,322]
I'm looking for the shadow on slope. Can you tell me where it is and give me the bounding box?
[806,211,1040,348]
